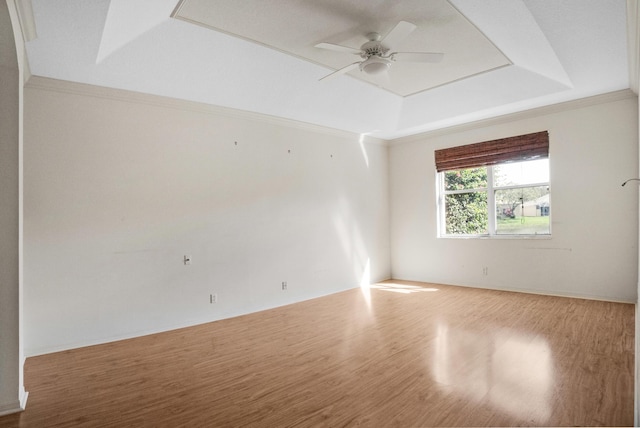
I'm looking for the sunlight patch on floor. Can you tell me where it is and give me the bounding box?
[370,282,439,294]
[359,258,372,312]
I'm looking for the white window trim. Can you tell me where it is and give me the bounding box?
[437,165,552,239]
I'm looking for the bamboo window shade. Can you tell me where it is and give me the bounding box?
[435,131,549,172]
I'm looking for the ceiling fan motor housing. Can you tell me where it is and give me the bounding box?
[359,37,391,75]
[359,55,391,74]
[315,21,442,81]
[360,40,389,58]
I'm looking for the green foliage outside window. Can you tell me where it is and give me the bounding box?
[444,167,487,191]
[445,193,488,234]
[444,168,488,234]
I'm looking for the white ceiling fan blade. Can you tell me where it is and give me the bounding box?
[381,21,416,48]
[319,62,361,81]
[314,42,361,55]
[392,52,444,63]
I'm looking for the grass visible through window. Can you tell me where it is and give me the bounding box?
[496,216,550,235]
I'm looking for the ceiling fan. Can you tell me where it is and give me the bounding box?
[315,21,444,81]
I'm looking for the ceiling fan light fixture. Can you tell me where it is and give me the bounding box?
[359,56,390,75]
[316,21,441,82]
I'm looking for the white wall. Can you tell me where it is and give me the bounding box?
[0,0,27,416]
[24,79,390,356]
[390,93,639,302]
[22,80,638,357]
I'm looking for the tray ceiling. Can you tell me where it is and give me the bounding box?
[23,0,631,139]
[172,0,511,97]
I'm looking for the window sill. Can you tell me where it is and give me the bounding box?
[438,234,552,240]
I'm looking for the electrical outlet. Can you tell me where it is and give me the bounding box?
[482,267,488,276]
[210,293,217,304]
[282,281,287,291]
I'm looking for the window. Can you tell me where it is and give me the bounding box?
[435,132,550,237]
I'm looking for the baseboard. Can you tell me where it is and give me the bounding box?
[0,389,28,416]
[635,301,639,427]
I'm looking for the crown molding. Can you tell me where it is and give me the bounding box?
[24,76,389,147]
[389,89,638,146]
[628,0,639,94]
[24,76,636,148]
[6,0,32,83]
[11,0,36,42]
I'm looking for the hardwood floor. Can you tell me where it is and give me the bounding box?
[0,280,634,427]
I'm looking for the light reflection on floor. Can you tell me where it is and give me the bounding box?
[432,322,552,422]
[370,282,439,294]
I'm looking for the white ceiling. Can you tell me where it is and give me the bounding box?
[172,0,511,97]
[24,0,632,140]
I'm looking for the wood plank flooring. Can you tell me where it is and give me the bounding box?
[0,280,634,427]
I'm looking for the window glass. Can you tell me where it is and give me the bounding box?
[445,192,488,235]
[439,159,550,237]
[495,186,550,235]
[493,159,549,187]
[444,167,487,191]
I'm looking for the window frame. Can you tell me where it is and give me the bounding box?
[437,162,551,239]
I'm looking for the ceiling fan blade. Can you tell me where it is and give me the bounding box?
[314,42,361,55]
[381,21,416,48]
[319,62,361,81]
[392,52,444,63]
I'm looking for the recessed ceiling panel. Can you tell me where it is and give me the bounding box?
[172,0,511,96]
